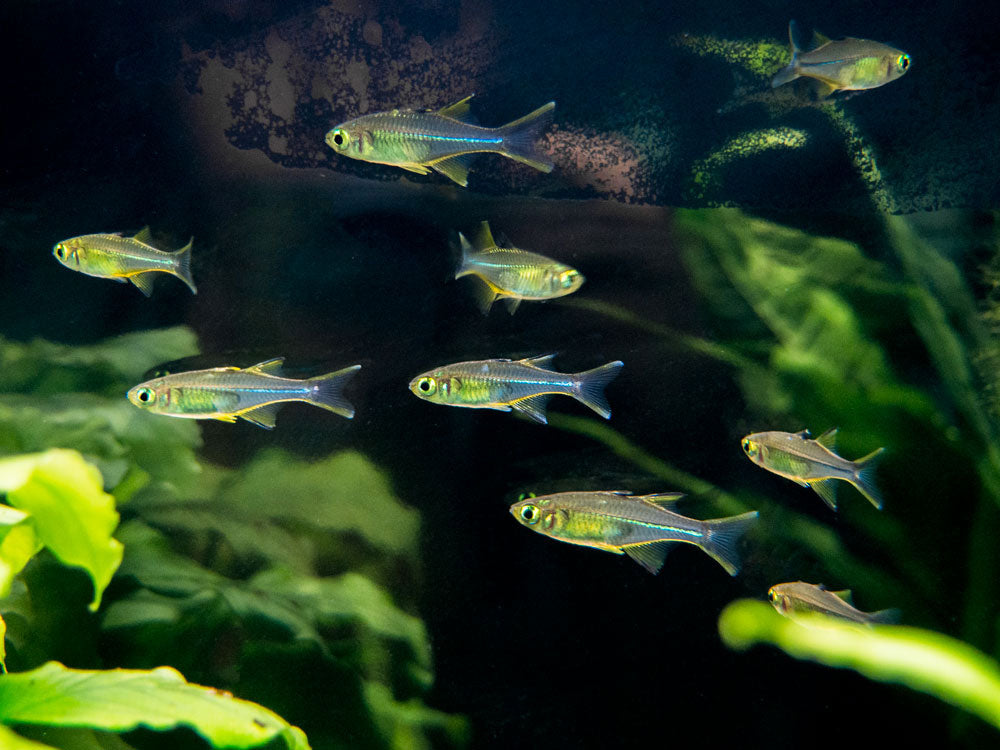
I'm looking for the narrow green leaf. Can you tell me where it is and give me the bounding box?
[0,505,41,598]
[0,612,6,673]
[0,661,310,750]
[719,599,1000,731]
[0,450,123,611]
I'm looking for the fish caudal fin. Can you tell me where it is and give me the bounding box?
[572,360,624,419]
[852,447,886,510]
[173,237,197,294]
[454,232,475,279]
[771,20,802,89]
[499,101,556,173]
[702,510,758,576]
[307,364,362,419]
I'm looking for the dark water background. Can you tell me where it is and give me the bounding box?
[3,1,1000,748]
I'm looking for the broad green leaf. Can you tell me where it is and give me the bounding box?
[0,661,310,749]
[0,725,55,750]
[719,599,1000,731]
[0,505,41,598]
[0,450,122,611]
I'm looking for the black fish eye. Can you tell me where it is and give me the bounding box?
[333,133,343,145]
[417,377,435,394]
[136,387,154,403]
[520,504,540,524]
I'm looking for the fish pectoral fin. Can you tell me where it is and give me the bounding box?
[239,403,282,429]
[431,154,477,187]
[510,395,553,424]
[132,225,154,244]
[814,427,838,451]
[809,478,839,510]
[399,164,432,175]
[128,272,157,297]
[246,357,285,375]
[213,414,239,423]
[436,94,476,122]
[623,541,676,575]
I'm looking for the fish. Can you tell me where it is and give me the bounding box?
[53,227,196,296]
[771,20,911,99]
[325,95,555,187]
[455,221,584,314]
[127,358,361,428]
[408,355,623,424]
[768,581,900,625]
[741,428,884,510]
[510,491,758,575]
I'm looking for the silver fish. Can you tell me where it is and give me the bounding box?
[768,581,900,625]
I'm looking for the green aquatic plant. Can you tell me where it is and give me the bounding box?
[719,600,1000,732]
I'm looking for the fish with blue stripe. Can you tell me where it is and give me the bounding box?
[510,491,759,575]
[325,95,555,186]
[127,358,361,428]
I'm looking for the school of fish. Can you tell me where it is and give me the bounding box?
[52,19,906,627]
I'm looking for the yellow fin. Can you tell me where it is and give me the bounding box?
[436,94,476,121]
[399,164,432,175]
[472,221,498,251]
[431,154,476,186]
[239,403,281,430]
[246,357,285,374]
[132,226,153,244]
[129,272,156,297]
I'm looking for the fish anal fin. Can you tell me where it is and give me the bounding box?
[812,79,840,100]
[503,297,522,315]
[132,226,153,244]
[472,221,498,251]
[239,403,282,430]
[246,357,285,375]
[213,414,238,424]
[623,541,675,574]
[437,94,476,122]
[466,276,500,314]
[510,394,553,424]
[815,427,838,451]
[809,478,839,510]
[129,272,157,297]
[431,153,476,187]
[399,164,432,176]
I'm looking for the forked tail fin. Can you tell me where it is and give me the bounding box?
[852,447,886,510]
[308,364,362,419]
[703,510,758,576]
[572,360,624,419]
[499,101,556,173]
[771,20,803,89]
[173,237,197,294]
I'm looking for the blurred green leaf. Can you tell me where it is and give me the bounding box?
[0,661,310,749]
[0,725,55,750]
[719,599,1000,731]
[363,681,470,750]
[0,505,41,599]
[0,450,122,611]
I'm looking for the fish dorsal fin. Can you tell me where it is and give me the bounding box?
[431,153,476,187]
[503,297,522,315]
[809,29,832,49]
[809,478,838,510]
[510,394,553,424]
[624,541,675,574]
[815,427,838,450]
[437,94,476,122]
[132,226,153,244]
[830,589,854,604]
[472,221,498,251]
[793,428,811,439]
[129,272,156,297]
[247,357,285,375]
[640,493,685,506]
[239,403,282,430]
[522,353,558,368]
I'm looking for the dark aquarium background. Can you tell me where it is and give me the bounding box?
[2,1,1000,748]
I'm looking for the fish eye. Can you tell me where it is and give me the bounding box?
[417,377,436,395]
[519,504,540,524]
[768,588,777,602]
[135,387,155,404]
[328,128,350,150]
[559,270,577,289]
[897,54,910,72]
[742,438,758,455]
[54,244,65,259]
